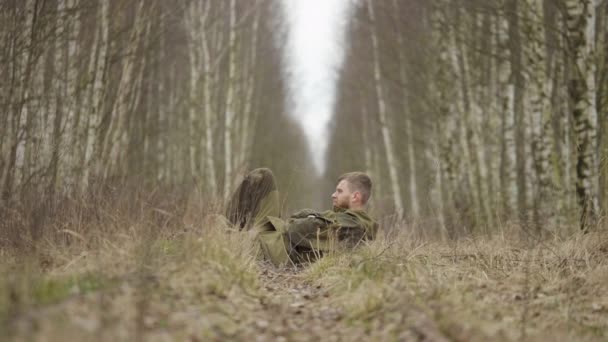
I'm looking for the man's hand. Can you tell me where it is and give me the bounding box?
[290,209,319,219]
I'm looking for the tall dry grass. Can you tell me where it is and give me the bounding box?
[303,222,608,340]
[1,186,607,341]
[1,184,260,340]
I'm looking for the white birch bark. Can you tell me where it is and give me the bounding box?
[450,12,483,227]
[361,97,373,178]
[238,2,260,171]
[78,2,100,190]
[392,0,419,218]
[13,0,36,192]
[366,0,404,219]
[184,0,221,194]
[524,0,556,226]
[83,0,109,188]
[189,0,218,195]
[431,0,457,220]
[185,1,202,179]
[223,0,237,199]
[483,14,501,225]
[202,30,218,196]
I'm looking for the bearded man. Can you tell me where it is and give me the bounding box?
[225,168,378,266]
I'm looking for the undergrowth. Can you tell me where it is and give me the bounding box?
[1,187,607,341]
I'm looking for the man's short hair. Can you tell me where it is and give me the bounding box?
[337,172,372,204]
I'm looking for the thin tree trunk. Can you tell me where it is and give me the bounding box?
[560,45,575,216]
[122,18,150,177]
[361,94,373,179]
[393,0,419,218]
[453,7,491,229]
[366,0,404,219]
[14,0,38,196]
[525,0,556,229]
[156,13,167,182]
[564,0,600,230]
[223,0,237,199]
[505,0,529,221]
[429,123,447,238]
[101,0,146,178]
[199,1,217,196]
[186,3,200,179]
[84,0,109,189]
[432,0,458,233]
[62,0,81,191]
[47,0,69,197]
[78,1,101,191]
[597,2,608,217]
[239,2,260,171]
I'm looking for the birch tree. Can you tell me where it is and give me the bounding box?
[523,0,556,227]
[564,0,600,230]
[0,0,292,207]
[497,1,518,218]
[366,0,404,219]
[392,0,419,218]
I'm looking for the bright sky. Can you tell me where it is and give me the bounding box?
[281,0,354,174]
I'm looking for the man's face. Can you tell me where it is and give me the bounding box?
[332,180,353,209]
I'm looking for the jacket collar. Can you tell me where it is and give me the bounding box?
[332,206,347,212]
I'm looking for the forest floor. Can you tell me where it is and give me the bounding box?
[2,207,608,341]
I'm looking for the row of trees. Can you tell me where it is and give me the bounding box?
[0,0,315,212]
[328,0,607,233]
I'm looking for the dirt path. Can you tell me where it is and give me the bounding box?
[253,264,359,341]
[252,263,449,342]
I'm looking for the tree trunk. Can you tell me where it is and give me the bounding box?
[199,1,218,196]
[366,0,404,219]
[102,0,146,179]
[453,6,491,229]
[432,0,459,233]
[15,0,39,197]
[597,3,608,217]
[525,0,556,229]
[393,0,419,218]
[223,0,238,199]
[564,0,600,230]
[84,0,109,189]
[238,2,260,171]
[186,2,201,179]
[505,0,530,221]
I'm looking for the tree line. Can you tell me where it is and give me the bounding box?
[327,0,607,234]
[0,0,316,214]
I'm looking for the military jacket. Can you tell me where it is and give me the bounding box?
[257,207,378,266]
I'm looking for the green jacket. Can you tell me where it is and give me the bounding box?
[257,207,378,266]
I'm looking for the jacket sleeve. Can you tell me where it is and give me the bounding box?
[289,208,319,219]
[331,211,370,246]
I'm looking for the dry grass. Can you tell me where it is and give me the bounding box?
[1,190,607,341]
[304,226,608,341]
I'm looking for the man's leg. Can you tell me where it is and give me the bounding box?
[225,168,280,231]
[225,168,292,266]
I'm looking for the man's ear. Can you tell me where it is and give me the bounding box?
[352,191,361,203]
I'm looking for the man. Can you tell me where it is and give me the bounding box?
[225,168,378,266]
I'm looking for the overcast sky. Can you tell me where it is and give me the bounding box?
[281,0,354,174]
